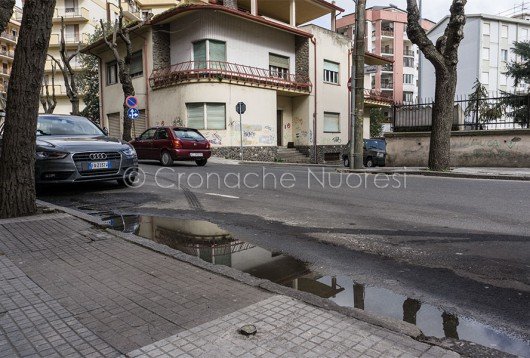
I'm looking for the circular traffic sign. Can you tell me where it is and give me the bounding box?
[125,96,138,108]
[236,102,246,115]
[347,77,352,92]
[127,108,140,120]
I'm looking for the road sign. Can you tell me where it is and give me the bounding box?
[347,77,352,92]
[125,96,138,108]
[236,102,246,115]
[127,108,140,120]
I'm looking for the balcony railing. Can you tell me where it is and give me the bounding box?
[54,7,90,21]
[0,32,17,42]
[49,33,89,46]
[150,61,312,93]
[381,82,394,89]
[404,50,415,57]
[0,49,14,59]
[381,64,393,72]
[365,90,393,103]
[381,48,394,55]
[381,30,394,37]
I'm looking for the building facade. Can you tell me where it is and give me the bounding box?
[336,6,434,105]
[0,7,22,105]
[86,0,391,162]
[421,14,530,98]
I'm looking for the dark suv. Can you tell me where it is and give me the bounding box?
[342,139,386,168]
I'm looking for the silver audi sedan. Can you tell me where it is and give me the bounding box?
[31,114,138,186]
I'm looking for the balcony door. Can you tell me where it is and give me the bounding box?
[65,0,78,13]
[193,40,226,69]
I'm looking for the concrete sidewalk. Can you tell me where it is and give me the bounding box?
[0,211,461,357]
[336,167,530,181]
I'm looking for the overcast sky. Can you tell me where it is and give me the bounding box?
[314,0,527,27]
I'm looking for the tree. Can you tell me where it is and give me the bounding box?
[0,0,57,219]
[47,17,81,115]
[79,27,104,123]
[369,108,386,138]
[406,0,467,171]
[40,61,58,114]
[464,79,502,128]
[501,41,530,128]
[100,5,145,141]
[351,0,366,169]
[0,0,15,34]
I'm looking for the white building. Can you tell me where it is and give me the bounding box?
[421,14,530,98]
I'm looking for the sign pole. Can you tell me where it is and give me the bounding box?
[239,111,243,161]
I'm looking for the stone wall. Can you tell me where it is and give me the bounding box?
[385,129,530,167]
[295,37,309,82]
[296,145,347,163]
[152,25,171,70]
[211,146,278,162]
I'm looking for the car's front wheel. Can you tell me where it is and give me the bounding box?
[365,157,374,168]
[160,151,174,167]
[196,159,208,167]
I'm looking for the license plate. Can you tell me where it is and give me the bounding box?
[88,161,110,170]
[190,153,203,157]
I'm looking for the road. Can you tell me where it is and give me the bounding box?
[38,161,530,351]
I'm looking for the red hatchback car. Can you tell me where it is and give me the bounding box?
[130,127,211,166]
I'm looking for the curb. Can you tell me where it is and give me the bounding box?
[335,168,530,181]
[240,160,340,168]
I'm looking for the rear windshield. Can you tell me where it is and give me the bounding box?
[37,115,105,136]
[173,129,205,140]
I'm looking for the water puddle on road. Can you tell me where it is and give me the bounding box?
[89,211,528,356]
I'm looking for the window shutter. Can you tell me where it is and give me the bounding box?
[269,54,290,69]
[324,113,340,132]
[130,51,143,76]
[206,103,226,129]
[209,41,226,62]
[324,61,339,72]
[187,103,205,129]
[193,41,207,69]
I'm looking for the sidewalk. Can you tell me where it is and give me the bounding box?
[336,167,530,181]
[0,210,461,357]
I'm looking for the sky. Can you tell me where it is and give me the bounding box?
[314,0,528,27]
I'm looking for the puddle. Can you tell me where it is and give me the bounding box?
[94,212,528,356]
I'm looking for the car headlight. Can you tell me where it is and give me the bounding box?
[377,152,384,158]
[35,150,68,160]
[122,146,137,158]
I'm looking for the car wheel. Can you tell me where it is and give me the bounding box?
[343,157,350,168]
[365,157,374,168]
[160,151,174,167]
[196,159,208,167]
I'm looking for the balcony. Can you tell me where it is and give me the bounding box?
[381,64,393,72]
[150,61,312,94]
[364,90,393,104]
[0,49,14,60]
[381,47,394,55]
[41,84,67,96]
[381,82,394,90]
[53,7,90,23]
[45,59,81,72]
[121,0,142,21]
[404,50,415,57]
[49,33,89,47]
[0,32,17,43]
[381,30,394,37]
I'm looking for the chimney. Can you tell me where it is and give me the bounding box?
[224,0,238,10]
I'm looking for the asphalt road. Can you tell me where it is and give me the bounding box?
[38,161,530,346]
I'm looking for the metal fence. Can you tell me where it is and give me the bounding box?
[392,93,530,132]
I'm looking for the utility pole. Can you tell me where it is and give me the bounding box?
[418,0,423,101]
[353,0,366,169]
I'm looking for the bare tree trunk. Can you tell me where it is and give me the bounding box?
[40,62,58,114]
[0,0,56,219]
[406,0,467,171]
[0,0,15,34]
[118,59,134,141]
[353,0,366,169]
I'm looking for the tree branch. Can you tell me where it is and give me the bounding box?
[442,0,467,65]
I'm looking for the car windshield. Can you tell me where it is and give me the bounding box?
[37,115,105,136]
[366,140,386,151]
[173,129,205,140]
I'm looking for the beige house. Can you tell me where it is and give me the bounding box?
[0,7,22,105]
[85,0,391,162]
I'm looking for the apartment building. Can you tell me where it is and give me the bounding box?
[84,0,392,162]
[421,14,530,98]
[0,7,22,104]
[336,6,434,105]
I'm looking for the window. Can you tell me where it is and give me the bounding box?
[323,60,339,84]
[65,0,78,12]
[269,53,290,79]
[500,74,508,86]
[155,128,169,140]
[403,74,414,84]
[521,29,528,41]
[501,25,509,38]
[501,49,508,62]
[193,39,226,69]
[186,103,226,130]
[403,57,414,68]
[483,23,490,36]
[483,47,490,61]
[481,71,489,85]
[106,60,118,85]
[403,91,414,103]
[139,128,156,140]
[323,112,340,133]
[130,50,143,78]
[64,24,79,42]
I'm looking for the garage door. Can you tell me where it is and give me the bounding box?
[132,109,147,138]
[107,112,122,138]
